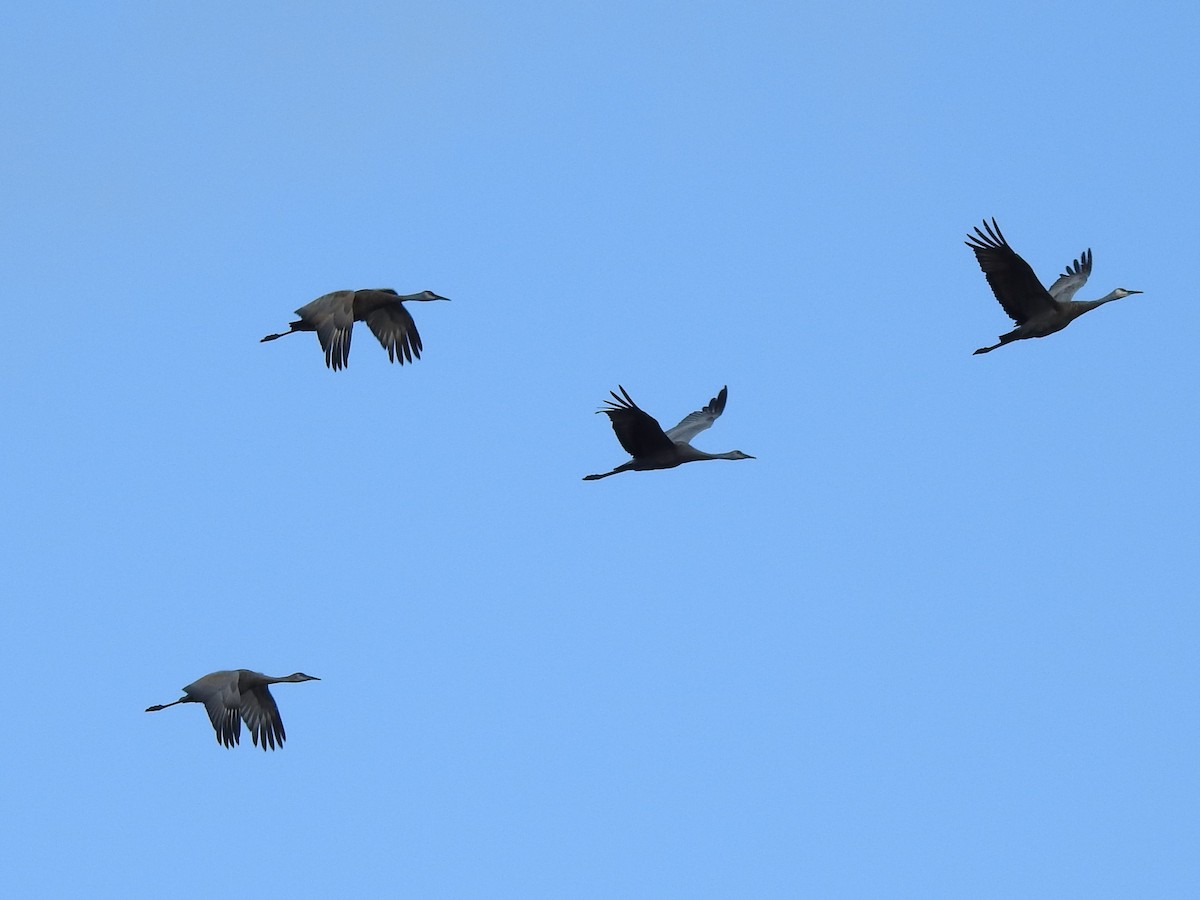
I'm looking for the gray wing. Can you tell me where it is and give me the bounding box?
[597,387,674,458]
[241,686,286,751]
[199,680,243,749]
[665,386,728,444]
[296,290,355,371]
[363,300,423,364]
[965,219,1058,325]
[1047,248,1092,302]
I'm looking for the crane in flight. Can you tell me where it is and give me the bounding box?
[966,219,1141,355]
[584,385,754,481]
[262,288,449,370]
[146,669,320,750]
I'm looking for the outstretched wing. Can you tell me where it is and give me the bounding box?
[1047,248,1093,302]
[199,680,243,749]
[597,386,674,459]
[362,298,423,364]
[965,219,1058,325]
[665,386,728,444]
[295,290,355,370]
[240,685,286,751]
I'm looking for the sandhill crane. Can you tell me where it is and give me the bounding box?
[145,670,319,750]
[261,289,449,370]
[966,219,1141,355]
[584,385,754,481]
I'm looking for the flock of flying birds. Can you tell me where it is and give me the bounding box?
[145,218,1143,749]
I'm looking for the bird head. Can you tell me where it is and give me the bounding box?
[730,451,755,460]
[414,290,451,302]
[289,673,321,682]
[1113,288,1142,298]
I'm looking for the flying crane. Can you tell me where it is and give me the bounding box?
[262,288,449,370]
[584,385,754,481]
[966,219,1141,355]
[146,669,320,750]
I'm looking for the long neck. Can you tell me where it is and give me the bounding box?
[266,673,306,684]
[241,672,291,688]
[1064,294,1119,321]
[269,672,316,684]
[678,446,742,462]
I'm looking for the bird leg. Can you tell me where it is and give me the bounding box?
[583,460,637,480]
[973,327,1023,355]
[145,698,186,712]
[260,320,312,342]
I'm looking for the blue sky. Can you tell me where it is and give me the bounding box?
[3,1,1199,897]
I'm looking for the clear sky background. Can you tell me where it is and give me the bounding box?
[3,2,1198,897]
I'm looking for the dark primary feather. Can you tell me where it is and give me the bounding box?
[597,386,674,459]
[1048,248,1093,300]
[1058,249,1093,282]
[291,290,355,370]
[201,695,242,749]
[243,681,286,751]
[364,302,422,364]
[315,320,352,371]
[707,387,727,417]
[965,218,1058,325]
